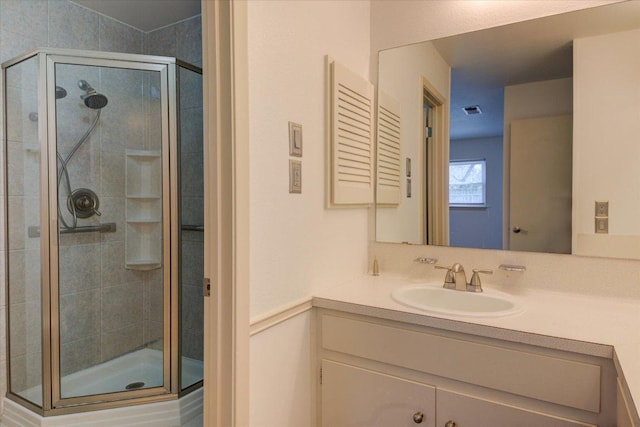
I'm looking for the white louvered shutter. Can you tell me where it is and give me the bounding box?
[376,91,401,205]
[330,60,374,205]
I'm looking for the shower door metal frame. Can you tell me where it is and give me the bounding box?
[1,50,59,416]
[2,50,50,417]
[2,48,186,416]
[45,52,179,412]
[175,60,205,397]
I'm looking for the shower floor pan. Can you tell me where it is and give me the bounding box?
[3,348,204,426]
[20,348,203,402]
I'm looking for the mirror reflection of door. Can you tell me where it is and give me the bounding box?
[509,115,572,253]
[423,81,449,246]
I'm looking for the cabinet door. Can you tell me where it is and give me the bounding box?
[436,389,596,427]
[321,360,435,427]
[617,378,636,427]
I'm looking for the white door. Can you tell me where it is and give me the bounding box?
[509,115,572,253]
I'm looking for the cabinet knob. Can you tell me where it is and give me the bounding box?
[445,421,457,427]
[412,411,424,424]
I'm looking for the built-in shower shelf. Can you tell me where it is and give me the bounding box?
[125,260,162,271]
[125,149,161,159]
[126,149,162,271]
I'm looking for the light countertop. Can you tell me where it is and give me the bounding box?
[313,274,640,422]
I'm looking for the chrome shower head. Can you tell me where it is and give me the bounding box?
[83,93,109,109]
[77,79,108,110]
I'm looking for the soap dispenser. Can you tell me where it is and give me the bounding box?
[372,256,380,276]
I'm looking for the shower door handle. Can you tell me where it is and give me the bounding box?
[203,277,211,297]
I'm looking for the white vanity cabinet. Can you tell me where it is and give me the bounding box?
[316,310,617,427]
[321,360,435,427]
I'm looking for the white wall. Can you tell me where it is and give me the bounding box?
[376,41,450,244]
[573,28,640,258]
[250,311,313,427]
[246,2,370,426]
[247,0,371,318]
[503,78,573,121]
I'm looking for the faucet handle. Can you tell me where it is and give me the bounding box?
[435,265,455,289]
[468,269,493,293]
[414,257,437,264]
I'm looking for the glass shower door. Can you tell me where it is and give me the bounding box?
[5,54,44,407]
[51,58,171,401]
[177,64,204,391]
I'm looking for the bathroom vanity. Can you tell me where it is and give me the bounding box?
[313,276,640,427]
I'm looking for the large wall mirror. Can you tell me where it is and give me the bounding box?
[375,1,640,260]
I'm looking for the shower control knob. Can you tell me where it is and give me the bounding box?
[78,196,92,209]
[445,421,457,427]
[412,411,424,423]
[77,195,101,216]
[68,188,101,219]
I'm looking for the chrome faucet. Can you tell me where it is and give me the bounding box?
[435,263,493,292]
[451,263,468,291]
[436,263,467,291]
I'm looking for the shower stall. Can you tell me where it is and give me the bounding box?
[2,48,204,418]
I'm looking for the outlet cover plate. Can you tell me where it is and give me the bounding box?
[595,201,608,217]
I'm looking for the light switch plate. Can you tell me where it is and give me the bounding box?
[289,121,302,157]
[289,160,302,193]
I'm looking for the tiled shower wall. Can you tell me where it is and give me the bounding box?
[177,66,204,362]
[148,18,204,362]
[0,0,203,401]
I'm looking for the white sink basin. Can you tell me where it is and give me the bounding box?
[391,284,522,318]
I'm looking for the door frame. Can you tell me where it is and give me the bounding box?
[202,1,250,426]
[421,77,449,246]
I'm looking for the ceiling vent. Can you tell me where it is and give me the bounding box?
[462,105,482,115]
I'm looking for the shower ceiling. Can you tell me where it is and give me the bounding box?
[71,0,201,32]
